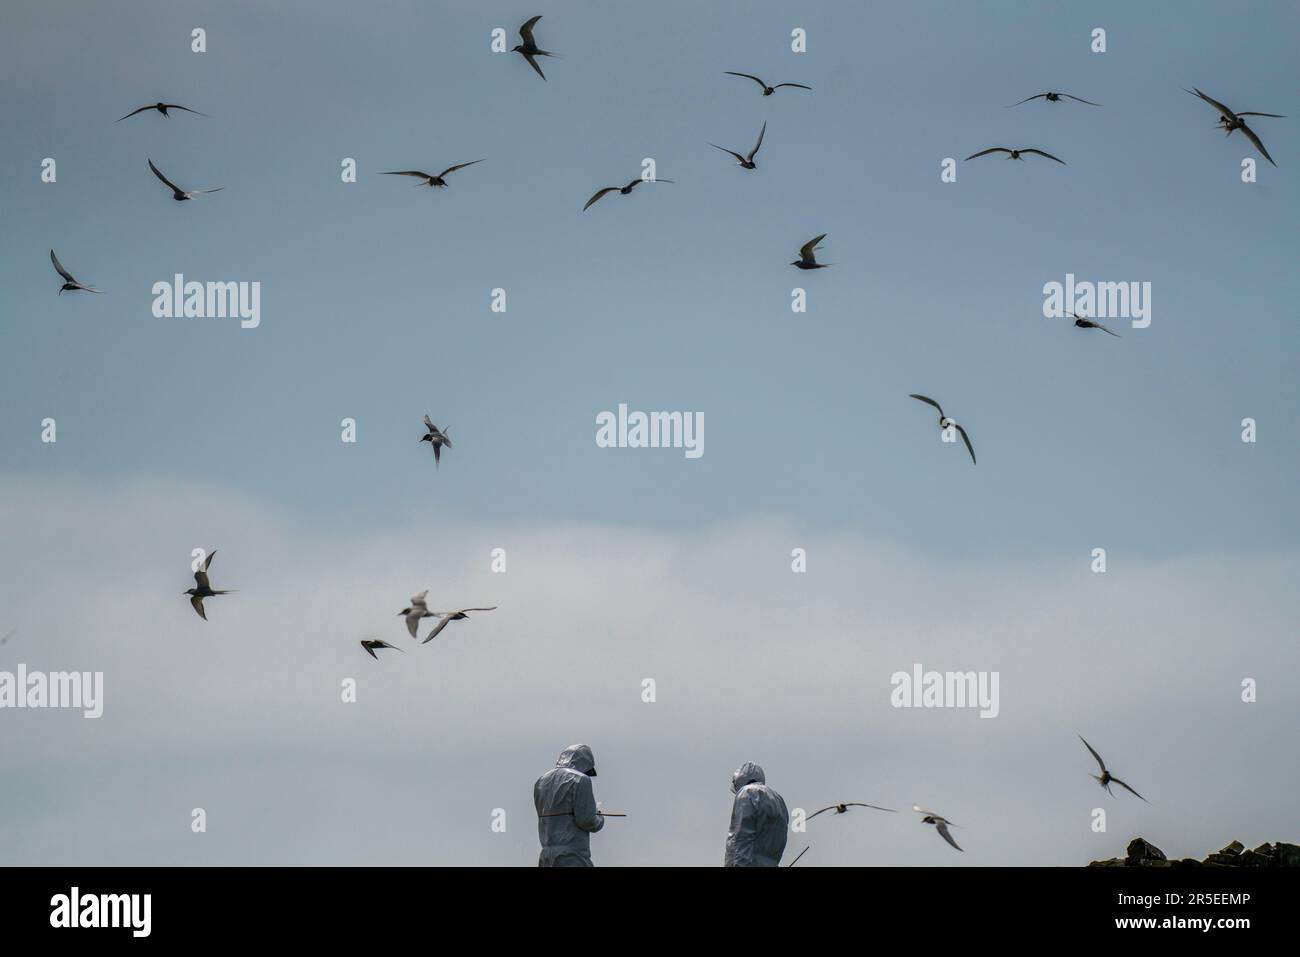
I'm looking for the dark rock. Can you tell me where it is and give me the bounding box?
[1237,849,1271,867]
[1275,843,1300,867]
[1218,840,1244,856]
[1126,837,1166,864]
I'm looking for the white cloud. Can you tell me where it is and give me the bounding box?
[0,474,1295,865]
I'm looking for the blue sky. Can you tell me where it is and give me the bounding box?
[0,1,1297,866]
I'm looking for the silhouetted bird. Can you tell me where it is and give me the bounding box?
[382,161,484,188]
[1080,736,1150,803]
[908,394,976,465]
[118,102,206,121]
[148,159,223,201]
[184,550,235,620]
[966,147,1065,164]
[724,72,811,96]
[914,806,963,851]
[710,121,765,170]
[50,249,101,294]
[513,15,556,81]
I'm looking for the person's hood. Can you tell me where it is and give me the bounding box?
[556,743,597,776]
[731,762,765,794]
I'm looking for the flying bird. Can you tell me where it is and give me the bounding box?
[914,806,963,851]
[710,121,766,170]
[360,639,403,660]
[421,606,498,644]
[420,415,452,466]
[966,147,1065,164]
[1186,87,1282,167]
[791,233,829,270]
[382,161,485,188]
[1079,736,1150,803]
[583,176,674,211]
[908,394,976,465]
[807,801,896,821]
[724,72,812,96]
[399,590,435,639]
[1070,312,1120,337]
[184,550,235,620]
[512,15,556,81]
[148,159,223,201]
[49,249,101,294]
[117,102,206,121]
[0,630,14,647]
[1006,91,1100,107]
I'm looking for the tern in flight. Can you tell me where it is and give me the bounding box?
[966,147,1065,165]
[583,176,674,211]
[117,102,206,121]
[148,159,223,201]
[1186,88,1283,167]
[360,639,403,660]
[421,606,498,644]
[184,550,235,620]
[724,72,812,96]
[420,415,452,467]
[400,591,435,639]
[382,160,485,189]
[807,801,896,821]
[909,394,976,465]
[1070,312,1121,337]
[49,249,101,294]
[1006,91,1100,107]
[914,806,963,851]
[513,15,557,81]
[791,233,830,270]
[1079,736,1150,803]
[710,121,766,170]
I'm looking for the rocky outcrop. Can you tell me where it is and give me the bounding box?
[1089,838,1299,867]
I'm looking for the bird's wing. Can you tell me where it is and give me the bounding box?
[432,443,441,466]
[1005,94,1048,107]
[955,424,977,465]
[421,615,453,644]
[1021,148,1066,164]
[1239,124,1277,166]
[194,568,211,590]
[584,187,618,211]
[772,82,812,91]
[190,595,207,620]
[724,71,766,88]
[1110,776,1151,804]
[405,612,421,639]
[423,414,436,432]
[1236,111,1286,118]
[1189,87,1236,120]
[909,394,944,416]
[437,159,485,178]
[523,52,547,81]
[116,105,155,122]
[806,806,834,820]
[1079,735,1107,772]
[148,159,182,192]
[935,821,964,851]
[519,15,541,43]
[1060,94,1101,106]
[50,249,74,282]
[458,607,498,613]
[167,104,208,116]
[748,121,766,160]
[204,549,217,571]
[362,642,378,659]
[384,170,434,179]
[799,233,826,261]
[965,148,1010,160]
[845,803,897,812]
[1092,321,1121,337]
[411,590,428,607]
[709,144,745,163]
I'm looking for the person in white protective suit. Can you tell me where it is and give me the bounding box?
[534,744,605,867]
[724,761,789,867]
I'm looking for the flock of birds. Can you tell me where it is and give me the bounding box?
[799,734,1147,856]
[35,13,1272,863]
